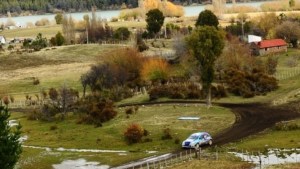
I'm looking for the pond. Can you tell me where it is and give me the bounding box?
[0,1,268,26]
[230,149,300,169]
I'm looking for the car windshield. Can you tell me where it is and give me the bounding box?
[188,135,199,140]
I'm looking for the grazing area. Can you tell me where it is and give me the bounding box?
[1,3,300,169]
[12,105,235,168]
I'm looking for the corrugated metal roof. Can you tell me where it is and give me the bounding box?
[258,39,287,49]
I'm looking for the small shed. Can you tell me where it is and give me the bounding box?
[250,39,287,56]
[0,35,6,44]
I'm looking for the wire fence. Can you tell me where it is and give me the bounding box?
[274,67,300,80]
[115,148,300,169]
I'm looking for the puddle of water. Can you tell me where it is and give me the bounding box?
[23,145,127,153]
[9,120,19,127]
[19,135,28,142]
[178,117,200,120]
[118,153,127,156]
[146,151,158,154]
[52,158,110,169]
[230,149,300,168]
[56,147,127,153]
[23,145,52,151]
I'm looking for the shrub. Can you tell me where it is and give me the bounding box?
[77,99,117,126]
[33,77,40,85]
[143,129,149,136]
[136,33,149,52]
[174,138,180,144]
[225,68,278,98]
[35,18,50,26]
[161,128,172,140]
[148,83,207,101]
[113,27,131,40]
[50,125,58,131]
[27,110,42,120]
[273,121,300,131]
[141,58,169,83]
[2,96,10,105]
[8,45,14,51]
[124,123,144,144]
[125,107,134,115]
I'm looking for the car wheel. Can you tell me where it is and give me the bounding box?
[195,143,200,149]
[208,140,212,146]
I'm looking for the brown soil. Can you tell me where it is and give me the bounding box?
[213,102,300,145]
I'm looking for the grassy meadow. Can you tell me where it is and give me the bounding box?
[0,44,127,99]
[1,13,300,168]
[12,105,235,168]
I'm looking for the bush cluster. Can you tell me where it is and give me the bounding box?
[148,83,201,100]
[148,83,227,101]
[225,68,278,98]
[161,128,172,140]
[124,123,144,144]
[78,99,117,127]
[273,121,300,131]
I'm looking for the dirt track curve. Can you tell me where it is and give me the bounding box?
[113,101,300,168]
[213,102,299,145]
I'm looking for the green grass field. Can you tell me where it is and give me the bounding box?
[12,105,235,168]
[1,25,62,39]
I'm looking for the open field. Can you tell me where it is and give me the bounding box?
[0,44,127,99]
[1,26,300,168]
[1,25,62,39]
[11,104,235,167]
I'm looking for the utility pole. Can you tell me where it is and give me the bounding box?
[86,27,89,44]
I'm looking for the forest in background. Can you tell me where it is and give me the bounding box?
[0,0,267,15]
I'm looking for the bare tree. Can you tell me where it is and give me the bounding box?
[275,21,300,48]
[62,14,76,44]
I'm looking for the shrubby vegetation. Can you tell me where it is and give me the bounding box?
[23,33,48,51]
[81,48,144,101]
[77,97,117,127]
[124,123,144,144]
[141,58,169,84]
[0,105,22,169]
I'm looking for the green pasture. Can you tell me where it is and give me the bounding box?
[11,105,235,167]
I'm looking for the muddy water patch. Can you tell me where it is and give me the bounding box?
[53,158,109,169]
[9,119,19,127]
[230,149,300,168]
[23,145,127,153]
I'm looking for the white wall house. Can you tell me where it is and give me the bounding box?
[0,36,6,44]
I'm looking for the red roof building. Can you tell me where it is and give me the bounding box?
[250,39,287,56]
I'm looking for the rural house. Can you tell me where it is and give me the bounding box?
[0,35,6,44]
[250,39,287,56]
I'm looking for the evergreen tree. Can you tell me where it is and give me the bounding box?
[195,10,219,28]
[0,105,22,169]
[186,26,224,106]
[146,9,165,38]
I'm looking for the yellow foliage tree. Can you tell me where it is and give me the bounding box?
[141,58,169,83]
[139,0,184,17]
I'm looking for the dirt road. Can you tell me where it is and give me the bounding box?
[213,102,299,145]
[114,101,300,169]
